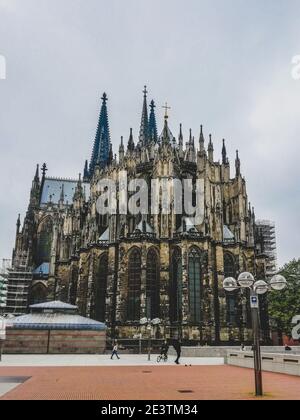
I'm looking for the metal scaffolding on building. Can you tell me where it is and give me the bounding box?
[4,253,33,316]
[255,220,278,277]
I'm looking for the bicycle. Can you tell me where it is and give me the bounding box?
[157,354,168,363]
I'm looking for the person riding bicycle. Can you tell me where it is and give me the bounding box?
[160,340,169,358]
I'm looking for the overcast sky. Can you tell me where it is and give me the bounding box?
[0,0,299,267]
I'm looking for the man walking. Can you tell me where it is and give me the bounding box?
[172,339,181,365]
[111,341,120,360]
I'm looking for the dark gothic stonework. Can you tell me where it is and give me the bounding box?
[11,88,270,344]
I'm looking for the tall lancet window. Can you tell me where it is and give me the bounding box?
[127,249,142,321]
[36,217,53,265]
[69,266,79,306]
[170,248,182,322]
[224,252,239,326]
[94,253,108,322]
[146,248,160,319]
[188,247,202,323]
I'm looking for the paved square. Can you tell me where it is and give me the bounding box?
[0,361,300,400]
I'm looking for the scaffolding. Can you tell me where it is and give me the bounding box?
[256,220,278,277]
[5,252,33,316]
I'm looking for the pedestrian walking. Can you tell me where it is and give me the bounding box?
[111,341,120,360]
[172,339,181,365]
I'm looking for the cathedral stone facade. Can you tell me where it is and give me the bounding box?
[11,88,269,344]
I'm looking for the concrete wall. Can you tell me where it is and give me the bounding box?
[227,350,300,377]
[168,346,300,359]
[3,329,106,354]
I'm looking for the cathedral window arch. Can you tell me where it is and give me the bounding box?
[36,217,53,265]
[224,252,240,326]
[94,253,108,322]
[29,282,47,305]
[188,246,203,323]
[170,247,182,323]
[146,248,160,319]
[69,266,79,305]
[127,248,142,321]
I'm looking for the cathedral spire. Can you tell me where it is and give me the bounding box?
[16,214,21,234]
[179,123,183,144]
[139,86,149,146]
[83,160,89,181]
[89,93,111,176]
[127,128,135,152]
[235,150,241,177]
[34,164,40,182]
[119,136,125,162]
[222,139,227,164]
[208,134,214,162]
[199,125,205,153]
[30,164,41,209]
[148,100,158,143]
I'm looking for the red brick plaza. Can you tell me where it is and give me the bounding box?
[1,365,300,400]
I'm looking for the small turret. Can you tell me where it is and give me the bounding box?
[208,134,214,162]
[139,86,149,146]
[119,136,125,162]
[83,160,89,181]
[235,150,241,177]
[16,214,21,234]
[148,100,158,143]
[199,125,205,154]
[222,139,228,165]
[127,128,135,153]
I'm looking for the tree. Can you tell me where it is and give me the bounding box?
[268,259,300,338]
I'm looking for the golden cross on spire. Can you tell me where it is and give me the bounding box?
[162,102,171,119]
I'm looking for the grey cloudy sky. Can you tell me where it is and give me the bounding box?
[0,0,299,267]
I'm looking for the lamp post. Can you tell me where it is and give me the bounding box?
[223,273,287,397]
[140,318,161,361]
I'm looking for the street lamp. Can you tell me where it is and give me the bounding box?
[140,317,161,361]
[223,272,287,397]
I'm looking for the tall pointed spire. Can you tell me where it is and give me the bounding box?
[148,100,158,143]
[127,128,135,152]
[139,86,149,146]
[199,125,205,153]
[83,160,89,181]
[179,123,183,144]
[208,134,214,162]
[89,93,111,176]
[16,214,21,234]
[222,139,227,164]
[235,150,241,177]
[119,136,125,163]
[34,164,40,182]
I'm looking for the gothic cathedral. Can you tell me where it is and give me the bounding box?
[11,87,270,344]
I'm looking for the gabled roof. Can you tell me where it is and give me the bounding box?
[11,313,106,331]
[40,178,90,205]
[29,301,77,310]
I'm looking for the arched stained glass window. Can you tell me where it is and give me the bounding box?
[127,249,142,321]
[188,247,202,323]
[69,266,79,306]
[146,249,160,319]
[224,252,239,326]
[36,218,53,265]
[170,248,182,322]
[95,254,108,322]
